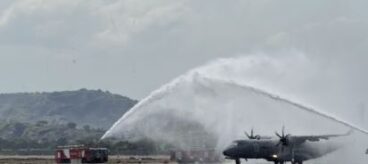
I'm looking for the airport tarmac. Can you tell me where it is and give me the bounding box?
[0,155,343,164]
[0,155,175,164]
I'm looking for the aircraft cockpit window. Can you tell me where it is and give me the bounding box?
[229,141,240,147]
[231,141,246,147]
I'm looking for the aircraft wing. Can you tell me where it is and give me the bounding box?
[291,129,352,143]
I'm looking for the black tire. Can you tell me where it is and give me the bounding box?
[235,158,241,164]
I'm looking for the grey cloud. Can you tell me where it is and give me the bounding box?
[0,0,367,100]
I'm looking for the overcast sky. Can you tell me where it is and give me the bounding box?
[0,0,367,99]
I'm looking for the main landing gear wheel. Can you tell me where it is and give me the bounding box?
[235,158,240,164]
[291,161,303,164]
[274,161,284,164]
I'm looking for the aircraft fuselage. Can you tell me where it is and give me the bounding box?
[223,139,340,164]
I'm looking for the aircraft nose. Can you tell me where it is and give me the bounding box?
[223,149,230,156]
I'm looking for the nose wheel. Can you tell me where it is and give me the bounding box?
[235,158,240,164]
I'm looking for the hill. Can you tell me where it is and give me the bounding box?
[0,121,104,155]
[0,121,164,155]
[0,89,137,129]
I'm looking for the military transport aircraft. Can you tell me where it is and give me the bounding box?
[223,127,352,164]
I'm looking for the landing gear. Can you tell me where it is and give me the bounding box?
[274,161,284,164]
[235,158,240,164]
[291,161,303,164]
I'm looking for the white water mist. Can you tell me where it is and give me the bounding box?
[103,54,368,163]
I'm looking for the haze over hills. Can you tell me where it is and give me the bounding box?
[0,89,138,129]
[0,89,151,155]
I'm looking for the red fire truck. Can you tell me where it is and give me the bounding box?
[55,145,108,163]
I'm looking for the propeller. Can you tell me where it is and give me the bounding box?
[275,126,295,162]
[245,128,261,140]
[275,126,290,146]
